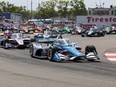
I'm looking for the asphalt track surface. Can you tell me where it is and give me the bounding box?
[0,34,116,87]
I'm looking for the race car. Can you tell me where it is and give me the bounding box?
[29,34,100,62]
[29,34,62,58]
[71,26,83,35]
[47,38,85,62]
[0,33,31,49]
[19,20,44,33]
[81,26,105,37]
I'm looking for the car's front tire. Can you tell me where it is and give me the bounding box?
[30,45,34,57]
[3,39,9,49]
[48,47,54,61]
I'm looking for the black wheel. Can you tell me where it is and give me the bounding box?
[29,45,34,57]
[48,47,54,61]
[102,32,105,36]
[81,33,85,37]
[85,45,99,61]
[96,33,98,37]
[85,45,97,55]
[3,39,9,49]
[3,42,8,49]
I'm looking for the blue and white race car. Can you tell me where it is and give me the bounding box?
[47,38,85,62]
[29,34,100,62]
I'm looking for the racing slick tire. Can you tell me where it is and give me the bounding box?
[85,45,99,61]
[85,45,98,55]
[3,39,9,49]
[101,32,105,37]
[81,33,85,37]
[48,47,57,61]
[81,33,87,37]
[29,45,34,58]
[96,33,99,37]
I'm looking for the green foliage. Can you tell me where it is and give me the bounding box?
[36,0,58,19]
[35,0,87,19]
[70,0,87,16]
[113,6,116,8]
[0,0,87,19]
[0,1,30,19]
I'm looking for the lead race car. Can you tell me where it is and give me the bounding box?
[29,33,100,62]
[0,33,31,49]
[47,38,85,62]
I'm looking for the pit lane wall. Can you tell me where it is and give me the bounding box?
[76,16,116,28]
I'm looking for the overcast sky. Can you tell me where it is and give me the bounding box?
[1,0,116,10]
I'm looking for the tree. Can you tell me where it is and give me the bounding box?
[0,1,7,12]
[56,0,69,18]
[70,0,87,17]
[35,0,58,19]
[113,6,116,8]
[0,0,88,20]
[0,1,30,19]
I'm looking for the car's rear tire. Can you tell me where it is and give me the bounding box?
[85,45,97,55]
[85,45,99,61]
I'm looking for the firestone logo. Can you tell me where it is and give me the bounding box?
[87,17,116,23]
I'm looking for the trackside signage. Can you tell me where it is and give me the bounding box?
[87,17,116,23]
[76,16,116,28]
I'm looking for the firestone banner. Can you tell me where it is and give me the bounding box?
[76,16,116,28]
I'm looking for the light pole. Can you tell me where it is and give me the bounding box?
[31,0,33,18]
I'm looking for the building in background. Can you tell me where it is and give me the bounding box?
[76,5,116,28]
[88,5,116,16]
